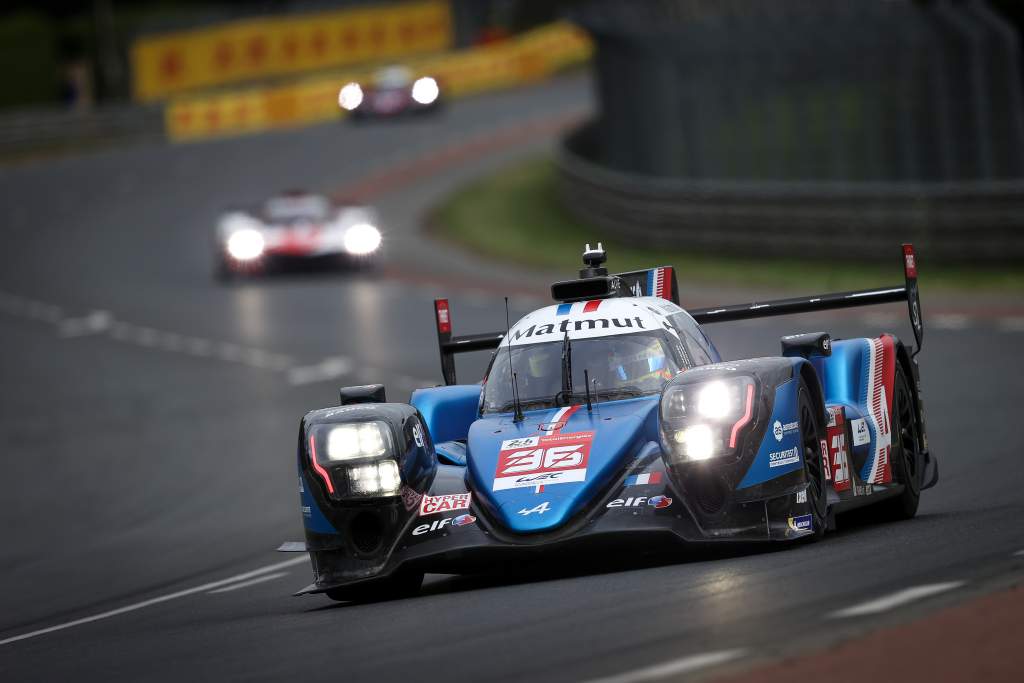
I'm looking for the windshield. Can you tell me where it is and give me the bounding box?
[264,196,330,223]
[482,331,682,414]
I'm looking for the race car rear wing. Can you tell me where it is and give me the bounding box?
[432,244,922,385]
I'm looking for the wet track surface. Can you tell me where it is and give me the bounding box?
[2,74,1024,681]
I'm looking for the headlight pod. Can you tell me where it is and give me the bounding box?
[326,422,390,461]
[660,376,756,463]
[309,421,400,497]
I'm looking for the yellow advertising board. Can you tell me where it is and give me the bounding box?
[166,21,592,142]
[133,0,451,101]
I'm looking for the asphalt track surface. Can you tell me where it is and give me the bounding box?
[2,73,1024,682]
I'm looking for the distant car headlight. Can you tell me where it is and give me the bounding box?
[660,376,756,463]
[411,76,439,105]
[343,222,381,255]
[226,228,265,261]
[338,82,364,111]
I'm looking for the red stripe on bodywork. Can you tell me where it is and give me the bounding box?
[583,300,601,313]
[309,434,335,494]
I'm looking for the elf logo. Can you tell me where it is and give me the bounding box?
[411,513,476,536]
[606,495,673,509]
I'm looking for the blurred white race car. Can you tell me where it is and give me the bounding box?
[215,192,382,279]
[338,66,442,120]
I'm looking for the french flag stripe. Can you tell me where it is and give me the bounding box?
[625,472,662,486]
[556,303,573,316]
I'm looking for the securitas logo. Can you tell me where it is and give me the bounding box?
[510,317,647,342]
[411,513,476,536]
[769,447,800,468]
[606,495,673,509]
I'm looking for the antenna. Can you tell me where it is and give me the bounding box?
[583,368,593,412]
[505,297,524,422]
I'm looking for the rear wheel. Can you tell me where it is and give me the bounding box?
[876,363,922,520]
[325,570,424,603]
[798,381,828,540]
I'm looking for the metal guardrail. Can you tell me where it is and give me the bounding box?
[0,105,164,158]
[557,121,1024,264]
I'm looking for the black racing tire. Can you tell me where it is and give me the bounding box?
[797,380,829,540]
[325,570,423,603]
[875,363,922,520]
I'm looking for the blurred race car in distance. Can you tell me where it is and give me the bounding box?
[338,66,442,119]
[215,191,381,279]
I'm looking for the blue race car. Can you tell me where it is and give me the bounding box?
[282,244,936,601]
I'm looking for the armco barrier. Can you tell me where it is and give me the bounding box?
[132,0,451,102]
[0,105,163,158]
[165,21,591,142]
[557,122,1024,265]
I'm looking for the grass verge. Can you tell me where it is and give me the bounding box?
[433,156,1024,293]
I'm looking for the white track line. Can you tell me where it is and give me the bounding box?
[582,649,747,683]
[931,314,970,330]
[288,356,353,385]
[828,582,965,619]
[998,317,1024,333]
[206,572,289,594]
[0,556,307,646]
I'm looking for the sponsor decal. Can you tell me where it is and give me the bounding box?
[624,472,663,486]
[822,337,831,352]
[788,514,813,532]
[768,446,800,468]
[820,439,831,482]
[493,431,593,491]
[412,424,425,448]
[400,485,423,512]
[796,489,807,504]
[301,505,312,517]
[827,409,851,492]
[518,501,551,516]
[606,495,673,509]
[851,418,870,446]
[419,492,471,516]
[411,513,476,536]
[773,420,799,442]
[501,436,539,449]
[509,316,647,343]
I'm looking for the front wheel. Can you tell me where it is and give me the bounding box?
[798,380,828,540]
[325,570,423,603]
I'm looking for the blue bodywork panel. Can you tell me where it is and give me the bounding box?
[737,378,804,488]
[411,384,480,444]
[467,398,660,534]
[299,472,337,534]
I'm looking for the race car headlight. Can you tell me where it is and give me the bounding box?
[343,222,381,255]
[226,228,265,261]
[661,376,756,463]
[308,421,401,498]
[338,82,364,111]
[411,76,439,105]
[325,421,390,461]
[347,460,401,497]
